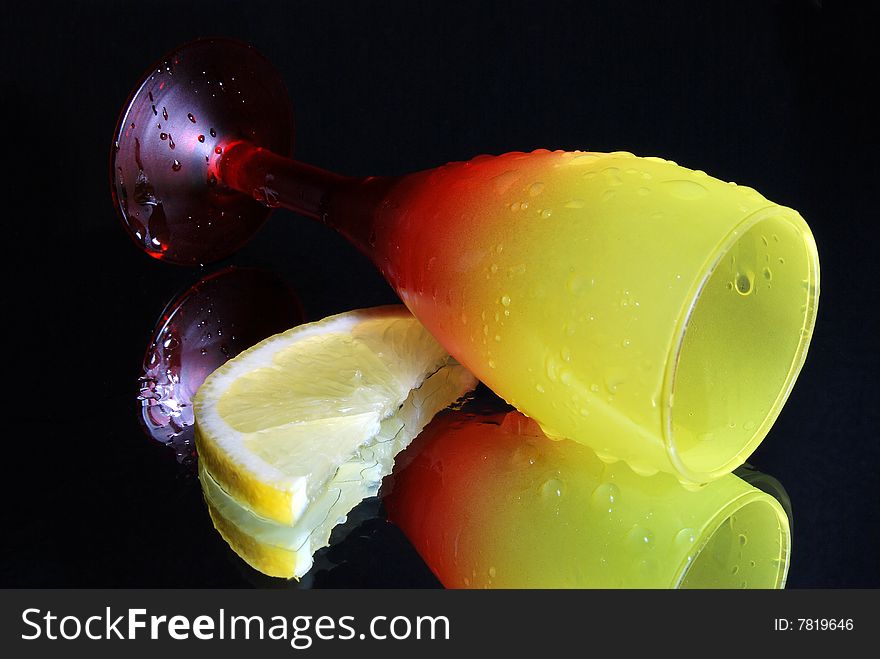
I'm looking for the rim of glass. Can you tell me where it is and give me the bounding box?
[674,490,791,589]
[661,205,820,484]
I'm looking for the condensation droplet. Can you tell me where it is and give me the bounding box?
[541,478,565,499]
[675,528,696,547]
[627,525,655,549]
[735,272,753,295]
[663,179,708,200]
[603,167,622,186]
[591,483,619,511]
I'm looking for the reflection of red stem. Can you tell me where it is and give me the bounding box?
[216,140,400,262]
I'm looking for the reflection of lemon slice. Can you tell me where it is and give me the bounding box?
[194,305,477,578]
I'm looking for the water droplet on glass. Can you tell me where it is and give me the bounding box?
[602,167,623,186]
[627,525,655,549]
[198,134,205,143]
[187,112,196,123]
[510,442,539,467]
[604,371,625,394]
[541,478,565,499]
[675,528,696,547]
[663,179,708,199]
[735,272,753,295]
[171,159,181,172]
[591,482,619,511]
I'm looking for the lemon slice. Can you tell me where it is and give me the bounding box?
[199,365,473,578]
[193,305,477,578]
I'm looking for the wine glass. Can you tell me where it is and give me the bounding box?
[112,38,819,484]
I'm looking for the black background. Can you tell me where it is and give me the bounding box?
[1,0,876,588]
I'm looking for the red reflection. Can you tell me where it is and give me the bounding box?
[138,266,304,464]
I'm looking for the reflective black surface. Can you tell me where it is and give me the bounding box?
[2,0,876,587]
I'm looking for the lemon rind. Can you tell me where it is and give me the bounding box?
[194,306,456,526]
[200,363,477,578]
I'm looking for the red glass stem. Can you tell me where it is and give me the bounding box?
[217,141,398,255]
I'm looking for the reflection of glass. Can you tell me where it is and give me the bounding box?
[138,266,303,464]
[114,39,818,483]
[733,462,793,535]
[384,390,791,589]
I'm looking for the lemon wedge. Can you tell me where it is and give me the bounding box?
[193,305,476,578]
